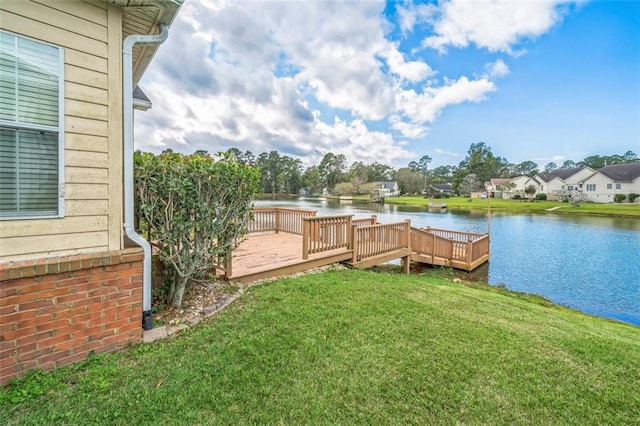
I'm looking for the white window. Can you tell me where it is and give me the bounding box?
[586,184,596,192]
[607,183,612,189]
[616,183,621,189]
[0,30,64,219]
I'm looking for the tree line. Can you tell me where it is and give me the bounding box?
[163,145,638,196]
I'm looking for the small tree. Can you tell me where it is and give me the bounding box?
[135,151,260,308]
[524,185,537,200]
[459,174,482,197]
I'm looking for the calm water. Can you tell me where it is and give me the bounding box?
[256,197,640,326]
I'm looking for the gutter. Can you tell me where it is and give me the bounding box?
[122,25,169,330]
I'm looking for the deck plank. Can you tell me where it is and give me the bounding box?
[228,233,351,282]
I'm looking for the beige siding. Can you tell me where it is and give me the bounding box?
[0,0,123,261]
[107,3,124,250]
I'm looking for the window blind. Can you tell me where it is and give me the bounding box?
[0,30,62,218]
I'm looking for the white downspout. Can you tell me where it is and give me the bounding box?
[123,25,169,330]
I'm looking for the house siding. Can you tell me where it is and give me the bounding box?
[0,0,123,261]
[0,248,143,386]
[582,172,640,203]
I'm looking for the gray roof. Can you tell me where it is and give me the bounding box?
[133,85,152,110]
[374,181,397,189]
[597,162,640,182]
[537,166,588,183]
[435,183,452,191]
[133,85,151,103]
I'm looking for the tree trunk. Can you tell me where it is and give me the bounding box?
[169,276,189,308]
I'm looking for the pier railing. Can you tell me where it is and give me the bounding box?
[411,227,489,270]
[249,207,317,235]
[352,220,411,263]
[302,215,353,259]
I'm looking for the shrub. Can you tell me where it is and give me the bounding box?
[512,194,522,200]
[135,151,260,307]
[629,193,639,203]
[535,193,547,201]
[614,194,627,203]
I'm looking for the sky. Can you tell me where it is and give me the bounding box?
[135,0,640,169]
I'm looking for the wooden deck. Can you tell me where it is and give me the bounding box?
[221,208,490,283]
[228,233,352,283]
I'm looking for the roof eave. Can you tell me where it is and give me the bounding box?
[102,0,183,85]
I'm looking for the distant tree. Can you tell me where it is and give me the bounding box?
[193,149,209,157]
[302,166,323,194]
[513,160,539,177]
[408,155,432,187]
[333,182,354,196]
[395,168,423,194]
[561,160,577,169]
[543,162,558,172]
[459,174,482,197]
[524,185,537,200]
[454,143,508,192]
[431,165,454,183]
[319,152,347,192]
[623,150,637,162]
[366,162,394,182]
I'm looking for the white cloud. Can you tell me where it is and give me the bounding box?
[485,59,510,78]
[434,148,462,157]
[396,1,438,35]
[136,0,542,167]
[398,76,496,124]
[421,0,579,54]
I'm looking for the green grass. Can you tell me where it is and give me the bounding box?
[386,196,640,217]
[2,270,639,425]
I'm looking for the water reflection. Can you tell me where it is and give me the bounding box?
[256,197,640,326]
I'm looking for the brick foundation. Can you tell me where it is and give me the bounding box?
[0,248,144,386]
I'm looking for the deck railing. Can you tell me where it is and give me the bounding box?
[352,220,410,263]
[302,215,353,259]
[412,227,489,268]
[423,227,486,243]
[249,207,317,235]
[352,215,378,227]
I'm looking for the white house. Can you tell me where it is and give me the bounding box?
[534,167,595,201]
[373,181,400,197]
[485,176,541,199]
[581,163,640,203]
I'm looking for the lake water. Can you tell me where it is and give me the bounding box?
[255,197,640,326]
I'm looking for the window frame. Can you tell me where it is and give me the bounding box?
[0,29,65,220]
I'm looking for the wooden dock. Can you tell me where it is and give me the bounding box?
[223,208,489,283]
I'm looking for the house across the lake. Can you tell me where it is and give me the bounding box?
[373,181,400,198]
[0,0,183,386]
[486,163,640,203]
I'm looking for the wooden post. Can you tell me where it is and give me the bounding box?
[347,216,353,250]
[225,250,233,279]
[302,218,309,260]
[467,240,473,270]
[351,226,358,263]
[275,208,280,233]
[372,215,377,225]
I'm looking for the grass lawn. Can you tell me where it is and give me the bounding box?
[2,270,639,425]
[386,196,640,217]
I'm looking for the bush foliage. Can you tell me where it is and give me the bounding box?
[134,151,260,307]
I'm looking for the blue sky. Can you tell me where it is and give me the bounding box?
[136,0,640,169]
